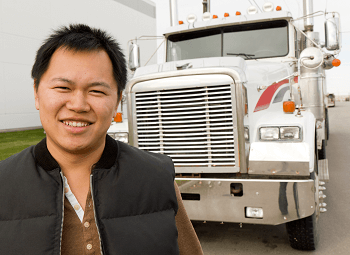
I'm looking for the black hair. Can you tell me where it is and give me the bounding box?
[31,24,127,95]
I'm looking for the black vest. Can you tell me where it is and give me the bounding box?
[0,135,179,255]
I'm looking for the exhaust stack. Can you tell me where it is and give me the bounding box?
[203,0,211,13]
[303,0,314,32]
[169,0,178,26]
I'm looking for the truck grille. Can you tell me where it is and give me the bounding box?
[135,84,235,167]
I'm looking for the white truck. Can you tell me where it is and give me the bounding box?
[108,0,341,250]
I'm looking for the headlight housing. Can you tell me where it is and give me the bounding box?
[259,126,301,141]
[244,127,250,141]
[108,132,129,144]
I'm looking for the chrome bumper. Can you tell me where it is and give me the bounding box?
[176,178,315,225]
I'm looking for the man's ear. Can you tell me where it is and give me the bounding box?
[34,84,40,110]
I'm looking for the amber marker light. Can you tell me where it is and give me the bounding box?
[179,21,184,25]
[236,11,241,16]
[213,14,218,19]
[224,12,230,17]
[276,6,282,11]
[114,112,123,122]
[332,59,341,67]
[283,101,296,113]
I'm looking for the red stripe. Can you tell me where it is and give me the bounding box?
[254,79,289,112]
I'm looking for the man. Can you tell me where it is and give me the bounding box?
[0,24,203,255]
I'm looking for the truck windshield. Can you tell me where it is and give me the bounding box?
[166,20,288,61]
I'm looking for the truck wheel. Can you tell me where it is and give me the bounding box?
[318,140,326,160]
[286,149,319,250]
[286,212,318,250]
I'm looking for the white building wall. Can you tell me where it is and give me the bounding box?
[0,0,156,132]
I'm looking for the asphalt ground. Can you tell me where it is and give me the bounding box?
[194,102,350,254]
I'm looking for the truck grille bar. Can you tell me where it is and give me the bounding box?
[135,84,235,167]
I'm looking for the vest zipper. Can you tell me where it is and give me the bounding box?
[59,172,65,255]
[90,174,104,255]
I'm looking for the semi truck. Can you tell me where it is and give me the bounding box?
[108,0,341,250]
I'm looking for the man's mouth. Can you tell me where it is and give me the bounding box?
[62,121,91,127]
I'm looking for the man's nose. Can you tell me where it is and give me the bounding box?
[66,91,90,112]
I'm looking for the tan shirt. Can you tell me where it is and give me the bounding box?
[61,182,203,255]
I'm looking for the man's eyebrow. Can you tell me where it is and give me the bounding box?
[87,82,112,89]
[52,77,75,84]
[51,78,111,89]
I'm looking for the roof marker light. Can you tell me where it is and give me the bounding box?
[224,12,230,17]
[187,14,197,24]
[202,12,211,21]
[178,20,184,25]
[247,6,258,15]
[276,6,282,11]
[235,11,241,16]
[332,59,341,67]
[263,2,274,12]
[213,14,218,19]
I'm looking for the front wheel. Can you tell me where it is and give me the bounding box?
[286,212,318,250]
[286,149,319,250]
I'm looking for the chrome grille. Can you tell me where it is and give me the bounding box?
[135,84,235,167]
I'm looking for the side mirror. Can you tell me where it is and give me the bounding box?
[129,42,140,71]
[325,16,341,51]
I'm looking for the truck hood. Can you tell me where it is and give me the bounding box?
[245,60,294,90]
[134,57,294,88]
[134,57,247,78]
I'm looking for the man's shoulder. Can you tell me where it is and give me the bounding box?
[0,145,36,175]
[117,141,173,166]
[0,145,35,167]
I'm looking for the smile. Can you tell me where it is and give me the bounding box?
[62,121,91,127]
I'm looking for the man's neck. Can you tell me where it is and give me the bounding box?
[46,138,105,175]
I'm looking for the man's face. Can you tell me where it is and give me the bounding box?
[34,48,120,154]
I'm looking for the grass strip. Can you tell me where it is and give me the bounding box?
[0,129,46,161]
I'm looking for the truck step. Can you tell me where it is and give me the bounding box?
[318,159,329,182]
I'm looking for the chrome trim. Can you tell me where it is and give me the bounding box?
[249,142,310,175]
[129,93,138,146]
[234,81,247,173]
[139,139,234,145]
[126,68,247,174]
[249,161,309,176]
[176,178,315,225]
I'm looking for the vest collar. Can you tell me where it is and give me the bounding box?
[34,135,119,171]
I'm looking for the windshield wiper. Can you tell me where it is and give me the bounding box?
[227,53,255,59]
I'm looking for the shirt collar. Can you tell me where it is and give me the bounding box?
[34,135,119,171]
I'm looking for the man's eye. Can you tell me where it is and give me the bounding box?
[56,86,70,90]
[91,90,106,95]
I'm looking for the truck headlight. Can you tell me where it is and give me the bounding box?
[260,127,279,141]
[108,132,129,143]
[280,127,300,140]
[259,126,301,141]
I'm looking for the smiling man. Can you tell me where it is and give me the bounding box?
[0,24,203,255]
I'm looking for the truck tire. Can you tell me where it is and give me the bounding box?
[286,212,318,250]
[318,140,326,160]
[286,149,319,250]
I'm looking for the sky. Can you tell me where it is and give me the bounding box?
[150,0,350,95]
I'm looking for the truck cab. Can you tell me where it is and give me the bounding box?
[108,1,341,250]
